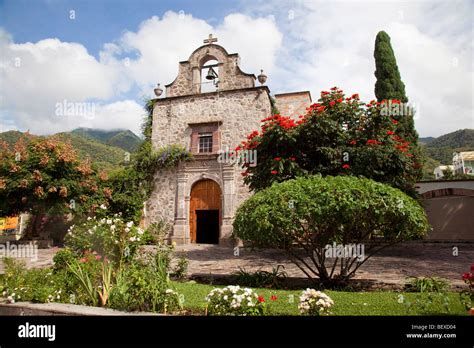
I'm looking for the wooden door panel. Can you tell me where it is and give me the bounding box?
[189,179,221,243]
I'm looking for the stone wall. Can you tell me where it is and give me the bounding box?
[151,87,271,152]
[165,44,256,97]
[148,87,272,244]
[274,91,312,118]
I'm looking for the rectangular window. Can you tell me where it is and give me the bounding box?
[198,133,213,153]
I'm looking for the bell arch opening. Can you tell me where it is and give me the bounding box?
[200,58,219,93]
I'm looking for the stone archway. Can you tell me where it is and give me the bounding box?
[189,179,222,244]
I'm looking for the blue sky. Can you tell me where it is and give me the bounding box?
[0,0,472,137]
[0,0,239,56]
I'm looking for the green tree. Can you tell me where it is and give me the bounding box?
[238,87,421,196]
[374,31,408,103]
[233,175,429,285]
[374,31,420,151]
[0,136,110,235]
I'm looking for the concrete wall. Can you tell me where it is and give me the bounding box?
[416,180,474,241]
[422,196,474,240]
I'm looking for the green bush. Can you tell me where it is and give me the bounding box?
[108,252,181,313]
[64,213,148,265]
[233,175,429,285]
[233,265,287,288]
[404,276,450,293]
[52,248,76,272]
[171,255,189,280]
[0,258,69,304]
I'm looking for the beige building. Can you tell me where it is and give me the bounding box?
[453,151,474,176]
[145,36,311,245]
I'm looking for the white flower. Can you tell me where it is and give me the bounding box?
[88,229,93,235]
[129,236,137,242]
[87,216,92,221]
[137,228,144,235]
[106,219,112,225]
[100,204,107,210]
[110,225,116,231]
[124,227,130,233]
[126,221,133,228]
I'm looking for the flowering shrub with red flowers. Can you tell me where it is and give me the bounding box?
[237,87,421,195]
[460,264,474,313]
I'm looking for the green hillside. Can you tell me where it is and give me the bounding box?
[419,137,435,145]
[422,129,474,164]
[0,130,128,172]
[71,128,141,152]
[0,130,38,145]
[54,133,127,172]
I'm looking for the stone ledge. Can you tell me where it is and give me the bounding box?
[0,301,161,316]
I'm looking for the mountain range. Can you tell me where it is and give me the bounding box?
[1,128,472,178]
[0,128,142,172]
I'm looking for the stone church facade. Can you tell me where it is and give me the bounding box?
[145,36,311,245]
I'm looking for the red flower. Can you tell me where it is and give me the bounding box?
[270,295,278,301]
[321,91,330,96]
[330,86,338,91]
[234,146,241,152]
[366,139,379,145]
[329,101,336,107]
[386,131,394,135]
[271,170,278,175]
[258,296,265,303]
[391,119,398,125]
[337,98,343,103]
[241,171,248,177]
[349,140,357,145]
[462,272,471,281]
[351,93,359,99]
[342,164,350,169]
[366,104,372,108]
[79,258,87,263]
[289,157,296,161]
[95,255,101,261]
[274,157,282,161]
[316,106,326,113]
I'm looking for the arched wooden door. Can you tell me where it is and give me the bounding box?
[189,179,222,244]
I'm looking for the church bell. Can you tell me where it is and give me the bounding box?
[206,66,218,80]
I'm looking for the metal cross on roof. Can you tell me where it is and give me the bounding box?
[203,34,218,45]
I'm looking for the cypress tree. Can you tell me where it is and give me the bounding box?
[374,31,422,180]
[374,31,408,103]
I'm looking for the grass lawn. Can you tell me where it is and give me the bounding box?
[173,281,468,316]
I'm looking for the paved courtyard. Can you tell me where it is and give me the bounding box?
[173,242,472,289]
[1,242,472,289]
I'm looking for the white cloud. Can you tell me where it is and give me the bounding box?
[252,0,473,137]
[0,11,283,135]
[1,4,472,137]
